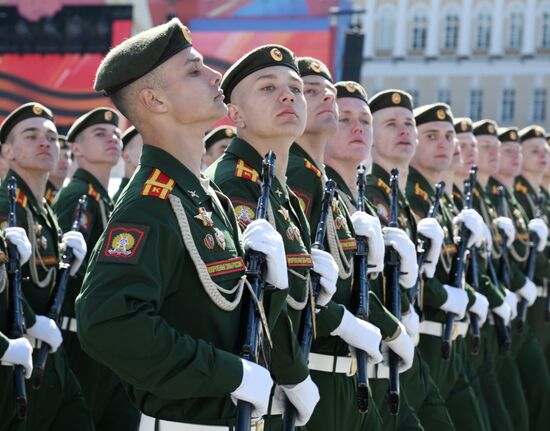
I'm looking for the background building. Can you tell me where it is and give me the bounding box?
[356,0,550,128]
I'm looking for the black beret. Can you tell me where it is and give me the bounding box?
[58,135,69,150]
[204,125,236,151]
[67,107,119,143]
[414,103,454,126]
[334,81,368,104]
[0,102,54,144]
[546,133,550,144]
[369,89,413,113]
[519,125,546,142]
[472,119,498,137]
[297,57,333,82]
[94,18,193,95]
[221,44,298,104]
[454,117,473,134]
[497,127,519,143]
[121,126,139,149]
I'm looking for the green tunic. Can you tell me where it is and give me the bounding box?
[112,176,130,204]
[45,180,58,206]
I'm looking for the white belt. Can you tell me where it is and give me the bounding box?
[367,363,390,379]
[537,285,548,298]
[60,316,77,333]
[419,320,469,341]
[139,414,264,431]
[308,352,356,375]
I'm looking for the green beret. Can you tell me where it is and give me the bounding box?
[221,44,298,104]
[0,102,54,144]
[204,125,236,151]
[472,119,498,137]
[58,135,69,150]
[497,127,519,143]
[94,18,193,95]
[414,103,454,126]
[297,57,333,82]
[369,89,413,114]
[519,125,546,142]
[67,107,119,143]
[454,117,473,134]
[334,81,368,104]
[122,126,139,149]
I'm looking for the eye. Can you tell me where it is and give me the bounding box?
[339,117,350,123]
[304,88,318,96]
[291,86,302,94]
[261,85,275,92]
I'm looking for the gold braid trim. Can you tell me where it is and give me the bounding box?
[25,207,55,289]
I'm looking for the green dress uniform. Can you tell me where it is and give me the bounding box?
[286,144,401,431]
[365,163,455,431]
[405,166,490,431]
[112,176,130,204]
[0,170,93,431]
[487,176,550,430]
[77,144,308,428]
[540,184,550,368]
[45,180,58,206]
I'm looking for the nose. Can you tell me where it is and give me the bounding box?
[323,90,335,104]
[351,119,364,135]
[208,66,222,86]
[280,87,295,104]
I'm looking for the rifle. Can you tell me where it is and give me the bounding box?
[486,257,512,355]
[282,179,335,431]
[354,165,370,414]
[441,180,472,360]
[32,195,88,389]
[409,181,445,304]
[386,169,401,415]
[496,187,512,296]
[6,176,27,419]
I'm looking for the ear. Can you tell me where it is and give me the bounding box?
[121,150,130,163]
[2,143,15,161]
[138,88,168,114]
[70,142,82,159]
[227,104,245,128]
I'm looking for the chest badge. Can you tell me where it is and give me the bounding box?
[195,207,214,227]
[204,234,215,250]
[278,206,290,222]
[214,228,226,250]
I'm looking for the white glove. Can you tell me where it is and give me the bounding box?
[496,217,515,247]
[230,359,273,418]
[492,301,512,326]
[441,284,469,320]
[470,292,489,326]
[4,227,32,265]
[310,248,337,307]
[61,231,87,276]
[272,376,320,426]
[242,219,288,290]
[528,218,548,252]
[0,338,33,378]
[453,208,483,248]
[401,308,420,342]
[382,322,414,373]
[517,278,537,306]
[416,217,444,278]
[330,308,383,363]
[351,211,384,275]
[26,315,62,353]
[481,222,493,258]
[504,288,518,320]
[382,227,418,289]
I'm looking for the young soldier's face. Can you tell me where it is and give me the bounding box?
[498,142,522,177]
[50,148,72,180]
[202,138,230,169]
[229,65,306,140]
[371,106,417,164]
[450,138,463,173]
[476,135,500,175]
[302,75,338,135]
[325,97,372,165]
[456,132,478,177]
[521,138,548,175]
[3,117,59,174]
[73,124,122,167]
[414,121,455,173]
[545,144,550,179]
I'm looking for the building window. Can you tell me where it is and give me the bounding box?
[438,89,451,105]
[508,8,524,50]
[475,8,492,51]
[411,11,428,51]
[443,12,459,51]
[469,89,483,121]
[501,89,515,123]
[376,7,395,52]
[533,89,547,122]
[542,10,550,49]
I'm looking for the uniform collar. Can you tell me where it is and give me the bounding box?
[73,168,111,203]
[5,169,45,215]
[408,166,435,195]
[325,164,355,203]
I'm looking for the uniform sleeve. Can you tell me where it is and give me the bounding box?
[0,331,8,356]
[286,164,320,223]
[534,253,550,284]
[423,277,449,309]
[75,197,243,400]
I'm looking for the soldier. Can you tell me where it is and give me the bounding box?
[45,135,71,205]
[112,125,143,203]
[364,89,455,430]
[0,149,10,182]
[286,64,417,430]
[53,107,139,431]
[0,102,93,430]
[77,18,317,430]
[202,125,235,169]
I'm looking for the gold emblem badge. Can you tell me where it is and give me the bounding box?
[270,48,283,61]
[181,25,192,44]
[278,206,290,222]
[510,130,517,141]
[204,234,215,250]
[235,204,255,227]
[32,104,43,116]
[310,61,322,73]
[436,109,446,120]
[535,127,543,137]
[488,124,495,134]
[345,82,357,93]
[108,232,135,256]
[225,128,234,137]
[214,229,226,250]
[392,93,401,104]
[104,111,112,122]
[461,120,469,132]
[194,207,214,227]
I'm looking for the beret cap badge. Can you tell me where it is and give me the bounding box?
[225,128,234,137]
[104,111,113,122]
[436,109,446,120]
[510,130,517,140]
[461,120,468,132]
[345,82,357,93]
[310,61,322,73]
[270,48,283,61]
[181,25,192,44]
[392,93,401,104]
[32,104,43,116]
[488,124,495,134]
